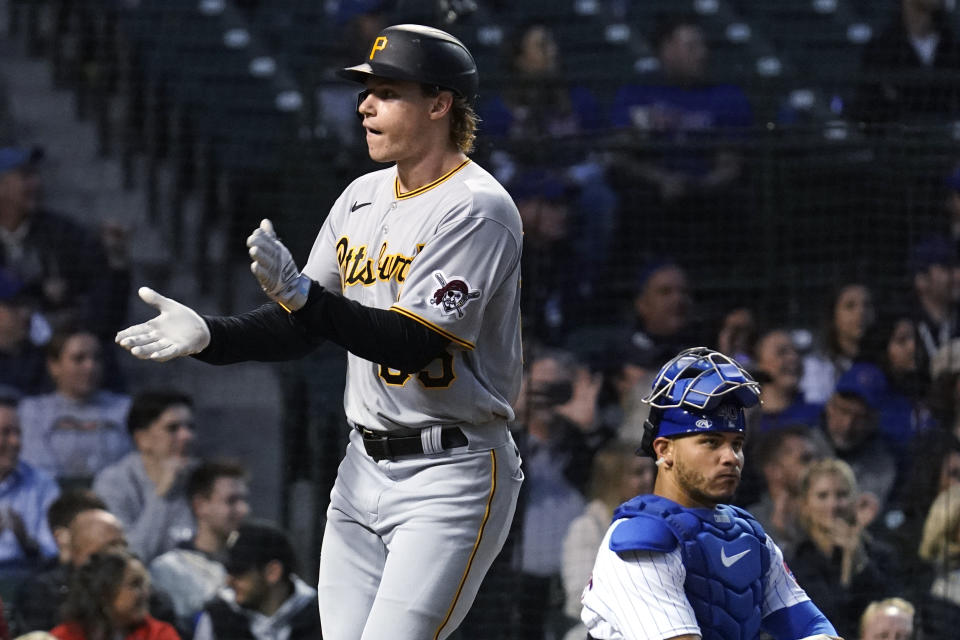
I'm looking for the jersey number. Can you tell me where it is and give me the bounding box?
[379,350,455,388]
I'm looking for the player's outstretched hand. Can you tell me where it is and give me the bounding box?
[247,218,311,312]
[115,287,211,361]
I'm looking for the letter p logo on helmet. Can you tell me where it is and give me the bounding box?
[369,36,388,60]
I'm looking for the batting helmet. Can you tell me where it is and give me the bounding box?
[337,24,479,103]
[638,347,761,457]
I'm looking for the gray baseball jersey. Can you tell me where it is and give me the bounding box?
[301,159,523,432]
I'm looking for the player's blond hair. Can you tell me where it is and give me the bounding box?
[918,483,960,563]
[450,94,479,154]
[422,85,478,154]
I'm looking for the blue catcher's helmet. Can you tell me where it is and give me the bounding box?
[639,347,761,457]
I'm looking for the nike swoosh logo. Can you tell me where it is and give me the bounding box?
[351,201,372,212]
[720,547,750,567]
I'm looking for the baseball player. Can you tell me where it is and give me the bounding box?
[114,24,524,640]
[580,347,843,640]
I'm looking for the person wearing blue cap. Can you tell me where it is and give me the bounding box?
[820,363,898,509]
[0,145,130,338]
[628,259,698,366]
[580,347,841,640]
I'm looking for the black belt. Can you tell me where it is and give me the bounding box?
[354,425,468,461]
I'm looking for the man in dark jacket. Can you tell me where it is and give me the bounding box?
[193,521,321,640]
[0,146,129,337]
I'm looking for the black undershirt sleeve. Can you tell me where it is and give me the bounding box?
[291,281,451,371]
[194,303,321,364]
[194,282,451,371]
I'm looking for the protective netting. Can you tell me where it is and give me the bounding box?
[4,0,960,638]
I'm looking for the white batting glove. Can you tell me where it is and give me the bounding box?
[246,218,311,312]
[115,287,211,361]
[797,635,844,640]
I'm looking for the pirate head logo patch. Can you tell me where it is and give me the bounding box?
[428,271,480,318]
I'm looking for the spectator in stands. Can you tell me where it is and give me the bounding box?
[13,507,176,636]
[0,396,60,579]
[561,441,654,639]
[746,425,826,559]
[50,548,179,640]
[193,521,320,640]
[510,348,611,640]
[909,235,960,370]
[628,260,697,366]
[819,363,899,508]
[801,283,876,404]
[0,268,46,397]
[944,164,960,252]
[715,305,757,369]
[789,458,898,639]
[855,0,960,124]
[859,597,915,640]
[480,22,617,296]
[44,489,107,567]
[511,169,584,346]
[14,508,125,633]
[913,163,960,252]
[915,483,960,637]
[751,328,822,432]
[881,428,960,567]
[586,342,660,445]
[480,22,605,145]
[608,14,752,272]
[859,309,935,451]
[18,325,132,486]
[930,337,960,439]
[93,391,196,563]
[0,146,130,338]
[312,3,389,156]
[149,460,250,634]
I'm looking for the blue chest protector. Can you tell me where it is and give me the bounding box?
[610,495,770,640]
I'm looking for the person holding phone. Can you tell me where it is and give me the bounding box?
[788,458,899,639]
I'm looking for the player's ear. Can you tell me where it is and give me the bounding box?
[652,438,673,467]
[429,90,454,120]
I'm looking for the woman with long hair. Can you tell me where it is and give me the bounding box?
[915,484,960,638]
[800,282,876,404]
[859,307,935,450]
[788,458,898,639]
[50,549,178,640]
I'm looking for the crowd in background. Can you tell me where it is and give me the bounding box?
[3,0,960,639]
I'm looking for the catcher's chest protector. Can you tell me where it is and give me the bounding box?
[611,495,770,640]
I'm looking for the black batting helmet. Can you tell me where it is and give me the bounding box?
[337,24,479,104]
